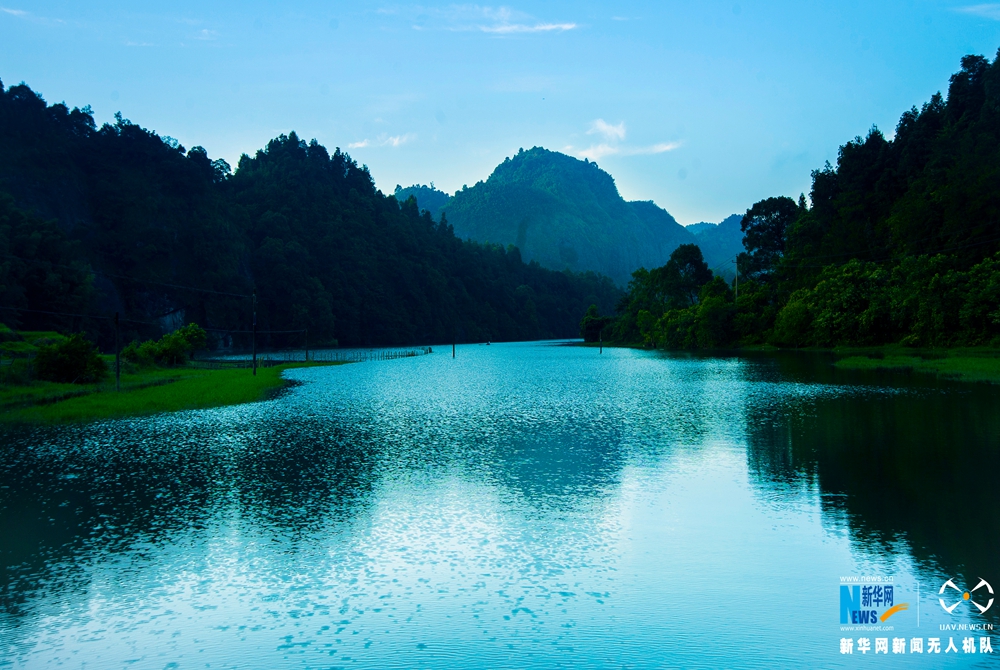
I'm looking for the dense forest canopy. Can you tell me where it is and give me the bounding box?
[0,79,620,349]
[603,50,1000,349]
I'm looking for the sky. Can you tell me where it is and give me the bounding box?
[2,1,999,223]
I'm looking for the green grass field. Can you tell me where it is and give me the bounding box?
[0,362,346,424]
[834,351,1000,383]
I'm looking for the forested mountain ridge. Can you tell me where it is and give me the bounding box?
[606,51,1000,349]
[437,147,703,285]
[0,79,621,349]
[685,214,743,279]
[393,183,450,223]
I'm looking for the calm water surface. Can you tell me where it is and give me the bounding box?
[1,342,998,668]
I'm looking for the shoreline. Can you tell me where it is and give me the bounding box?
[0,361,348,424]
[576,341,1000,383]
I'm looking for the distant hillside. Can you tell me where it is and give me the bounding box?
[686,222,718,236]
[394,183,450,222]
[440,147,698,285]
[685,214,744,277]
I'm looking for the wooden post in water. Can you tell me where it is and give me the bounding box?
[114,311,120,392]
[452,342,456,358]
[599,331,602,354]
[252,288,257,376]
[305,328,309,362]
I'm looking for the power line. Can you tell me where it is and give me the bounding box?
[0,305,154,325]
[785,232,1000,269]
[705,219,997,271]
[99,273,251,299]
[0,306,306,336]
[710,255,738,274]
[204,327,306,334]
[780,221,1000,265]
[0,251,251,298]
[0,306,307,337]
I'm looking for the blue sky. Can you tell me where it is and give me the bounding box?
[2,1,999,223]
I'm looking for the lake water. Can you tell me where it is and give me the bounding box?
[1,342,998,668]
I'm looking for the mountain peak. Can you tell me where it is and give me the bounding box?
[399,149,744,284]
[442,147,694,285]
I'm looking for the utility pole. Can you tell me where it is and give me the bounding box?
[252,288,257,376]
[734,259,739,303]
[114,311,120,392]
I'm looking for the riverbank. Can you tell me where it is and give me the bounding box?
[0,362,345,423]
[833,350,1000,383]
[577,340,1000,383]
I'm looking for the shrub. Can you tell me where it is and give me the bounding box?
[34,333,107,384]
[122,323,208,368]
[121,340,157,367]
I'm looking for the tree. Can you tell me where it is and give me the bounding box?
[610,245,714,343]
[660,243,712,307]
[737,196,799,281]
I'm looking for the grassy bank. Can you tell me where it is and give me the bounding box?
[0,362,345,424]
[576,339,1000,384]
[834,350,1000,383]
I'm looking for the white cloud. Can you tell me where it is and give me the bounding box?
[479,21,576,33]
[348,134,414,149]
[1,7,64,24]
[393,5,576,36]
[194,28,218,40]
[380,133,414,147]
[575,144,617,160]
[571,119,679,160]
[956,3,1000,19]
[588,119,626,142]
[628,142,682,155]
[572,141,681,161]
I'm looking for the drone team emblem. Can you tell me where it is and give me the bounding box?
[939,578,994,614]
